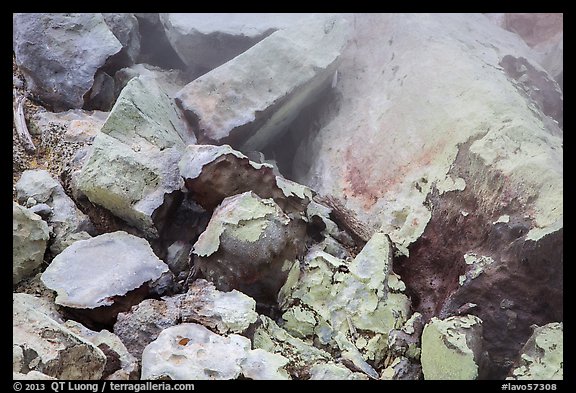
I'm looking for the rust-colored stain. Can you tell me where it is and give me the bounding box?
[178,338,190,346]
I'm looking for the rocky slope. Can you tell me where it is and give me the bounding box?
[13,13,562,381]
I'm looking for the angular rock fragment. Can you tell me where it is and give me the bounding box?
[193,192,306,301]
[13,202,49,285]
[309,362,369,380]
[13,293,106,379]
[41,231,169,309]
[420,315,483,380]
[114,298,181,359]
[165,240,192,276]
[103,13,141,65]
[380,357,422,380]
[114,63,189,98]
[507,322,563,380]
[13,13,122,111]
[16,169,94,255]
[13,371,58,380]
[175,14,349,150]
[77,77,195,237]
[141,323,289,380]
[180,279,258,334]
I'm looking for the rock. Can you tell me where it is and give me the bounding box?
[278,233,411,367]
[13,202,50,285]
[380,357,422,380]
[29,203,53,218]
[141,323,289,380]
[103,13,141,65]
[84,70,116,111]
[193,191,306,302]
[178,144,313,214]
[30,108,107,143]
[165,240,192,276]
[253,315,332,379]
[13,292,63,323]
[77,76,195,237]
[41,231,169,309]
[13,293,106,379]
[290,14,562,378]
[507,322,563,380]
[180,279,258,334]
[114,63,189,98]
[309,362,369,380]
[420,315,483,380]
[16,169,94,255]
[64,320,138,380]
[114,298,181,359]
[13,371,58,380]
[175,14,349,150]
[13,13,122,111]
[135,14,186,70]
[159,13,312,72]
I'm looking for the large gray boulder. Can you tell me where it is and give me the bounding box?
[159,13,312,72]
[290,13,562,378]
[13,13,122,111]
[77,76,195,237]
[175,14,349,150]
[41,231,169,309]
[13,293,107,379]
[13,202,49,285]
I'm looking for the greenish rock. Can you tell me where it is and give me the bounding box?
[13,202,49,285]
[309,362,369,380]
[421,315,483,380]
[507,322,563,380]
[77,77,195,237]
[380,356,422,380]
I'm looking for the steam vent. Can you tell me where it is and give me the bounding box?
[13,13,562,381]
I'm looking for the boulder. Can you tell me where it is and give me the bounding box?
[175,14,349,150]
[103,13,141,65]
[114,298,181,359]
[159,13,312,72]
[180,279,258,334]
[13,293,106,379]
[13,13,122,111]
[77,76,195,237]
[114,63,189,98]
[420,315,483,380]
[507,322,563,380]
[193,191,306,302]
[141,323,289,380]
[13,202,50,285]
[41,231,169,309]
[16,169,93,255]
[290,13,562,378]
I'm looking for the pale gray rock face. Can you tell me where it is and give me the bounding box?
[114,63,189,98]
[41,231,169,309]
[13,293,106,380]
[13,13,122,111]
[175,14,349,150]
[13,202,50,285]
[16,169,93,255]
[103,13,141,64]
[141,323,290,380]
[77,77,195,237]
[160,13,312,72]
[507,322,563,380]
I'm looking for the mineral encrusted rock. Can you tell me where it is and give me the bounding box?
[13,202,49,285]
[420,315,483,380]
[13,293,106,379]
[175,14,349,150]
[309,362,369,380]
[41,231,169,309]
[507,322,563,380]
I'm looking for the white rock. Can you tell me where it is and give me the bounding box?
[13,202,49,285]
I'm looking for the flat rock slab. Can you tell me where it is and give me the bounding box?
[41,231,168,309]
[175,14,349,150]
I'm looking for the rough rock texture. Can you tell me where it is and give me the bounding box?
[114,63,189,98]
[13,13,122,111]
[507,322,563,380]
[380,356,422,380]
[420,315,483,380]
[141,323,289,380]
[279,233,411,370]
[291,13,562,378]
[178,144,312,214]
[13,202,50,285]
[13,371,58,380]
[114,298,181,359]
[77,76,195,237]
[180,279,258,334]
[64,320,139,380]
[309,362,369,380]
[175,14,349,150]
[252,315,332,379]
[159,13,311,72]
[16,169,94,255]
[13,293,106,379]
[103,13,141,65]
[193,192,306,302]
[41,231,168,309]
